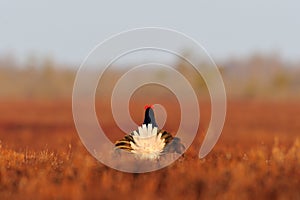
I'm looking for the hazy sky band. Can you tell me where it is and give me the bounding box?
[0,1,299,65]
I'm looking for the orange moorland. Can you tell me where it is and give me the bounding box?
[0,99,299,199]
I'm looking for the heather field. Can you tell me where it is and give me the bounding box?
[0,99,299,199]
[1,2,300,199]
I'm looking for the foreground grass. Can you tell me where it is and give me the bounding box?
[0,138,299,200]
[0,100,299,199]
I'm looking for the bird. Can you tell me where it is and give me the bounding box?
[114,105,185,160]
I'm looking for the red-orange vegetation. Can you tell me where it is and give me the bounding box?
[0,100,299,199]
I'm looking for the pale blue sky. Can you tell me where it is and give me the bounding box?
[0,1,299,65]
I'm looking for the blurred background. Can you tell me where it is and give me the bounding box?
[0,1,300,199]
[0,1,300,100]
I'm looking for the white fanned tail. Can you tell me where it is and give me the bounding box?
[130,124,165,160]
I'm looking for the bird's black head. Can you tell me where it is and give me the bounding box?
[143,105,158,127]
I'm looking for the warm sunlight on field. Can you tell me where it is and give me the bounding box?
[2,1,300,199]
[0,100,299,199]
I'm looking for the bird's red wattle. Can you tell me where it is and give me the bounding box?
[144,104,154,110]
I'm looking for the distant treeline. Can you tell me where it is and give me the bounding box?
[0,53,299,100]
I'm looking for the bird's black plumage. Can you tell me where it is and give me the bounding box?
[143,107,158,127]
[114,105,186,159]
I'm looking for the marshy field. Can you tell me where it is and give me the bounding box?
[0,59,299,199]
[0,99,299,199]
[2,2,300,198]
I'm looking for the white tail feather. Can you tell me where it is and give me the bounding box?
[130,124,165,159]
